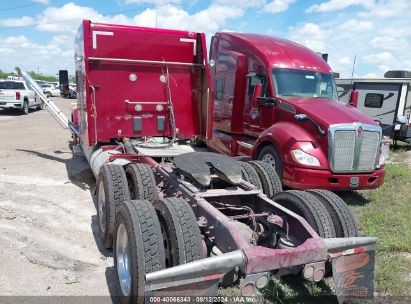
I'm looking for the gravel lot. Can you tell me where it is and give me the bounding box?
[0,97,115,298]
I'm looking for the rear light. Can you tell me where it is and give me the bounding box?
[16,92,20,100]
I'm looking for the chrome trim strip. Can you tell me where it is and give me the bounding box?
[88,56,203,67]
[238,141,254,149]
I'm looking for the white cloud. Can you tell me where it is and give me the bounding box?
[337,20,374,32]
[289,23,328,52]
[125,0,182,4]
[214,0,265,9]
[359,0,411,17]
[370,36,410,51]
[0,34,69,75]
[363,51,396,64]
[358,72,379,78]
[32,0,50,4]
[36,3,130,33]
[306,0,374,13]
[362,51,399,73]
[264,0,296,13]
[0,17,34,27]
[337,56,352,65]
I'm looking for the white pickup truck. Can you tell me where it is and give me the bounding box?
[0,80,43,115]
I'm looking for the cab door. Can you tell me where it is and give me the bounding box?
[243,73,267,135]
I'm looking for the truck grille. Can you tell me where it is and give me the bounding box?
[329,124,382,173]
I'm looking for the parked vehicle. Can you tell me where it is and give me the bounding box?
[7,76,23,81]
[206,32,387,191]
[46,81,59,87]
[336,70,411,143]
[0,80,42,114]
[17,20,378,302]
[41,84,61,97]
[35,79,47,86]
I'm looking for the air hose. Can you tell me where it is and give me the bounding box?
[133,65,177,149]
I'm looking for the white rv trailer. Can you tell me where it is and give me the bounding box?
[336,70,411,142]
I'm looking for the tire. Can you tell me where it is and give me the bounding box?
[21,100,29,115]
[153,198,203,268]
[273,190,336,238]
[97,164,130,249]
[307,189,358,237]
[125,163,158,201]
[248,160,282,198]
[257,145,283,178]
[45,92,51,98]
[114,200,165,303]
[240,162,262,189]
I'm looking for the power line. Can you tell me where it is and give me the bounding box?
[0,3,38,12]
[0,6,145,30]
[0,0,59,12]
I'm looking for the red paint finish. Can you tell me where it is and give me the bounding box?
[243,238,327,274]
[75,20,212,147]
[207,32,385,191]
[282,165,385,190]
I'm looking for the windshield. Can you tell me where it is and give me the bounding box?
[0,81,25,90]
[272,68,337,100]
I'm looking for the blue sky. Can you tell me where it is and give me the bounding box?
[0,0,410,77]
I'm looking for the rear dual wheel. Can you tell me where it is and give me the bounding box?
[97,164,130,249]
[273,190,336,238]
[114,198,203,302]
[114,200,165,304]
[248,160,282,198]
[97,163,159,249]
[125,163,158,201]
[306,189,358,237]
[153,198,203,267]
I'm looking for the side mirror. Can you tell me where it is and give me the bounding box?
[252,83,262,108]
[349,90,359,108]
[396,115,408,125]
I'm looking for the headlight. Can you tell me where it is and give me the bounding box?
[379,142,390,166]
[291,149,320,166]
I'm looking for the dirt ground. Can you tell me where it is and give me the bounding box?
[0,97,115,299]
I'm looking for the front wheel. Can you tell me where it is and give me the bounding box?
[45,92,51,98]
[258,145,282,179]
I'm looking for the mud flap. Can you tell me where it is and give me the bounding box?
[332,249,376,303]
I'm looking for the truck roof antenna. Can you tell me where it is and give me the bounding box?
[350,54,356,85]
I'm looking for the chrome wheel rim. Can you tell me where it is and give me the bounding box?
[262,153,276,167]
[24,103,28,113]
[117,223,131,296]
[98,180,106,233]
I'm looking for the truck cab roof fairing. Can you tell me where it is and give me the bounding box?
[216,32,332,74]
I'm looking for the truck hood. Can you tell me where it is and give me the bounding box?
[286,97,378,127]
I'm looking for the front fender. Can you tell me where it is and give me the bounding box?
[253,121,329,169]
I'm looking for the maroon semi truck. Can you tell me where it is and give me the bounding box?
[207,32,386,191]
[17,21,378,302]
